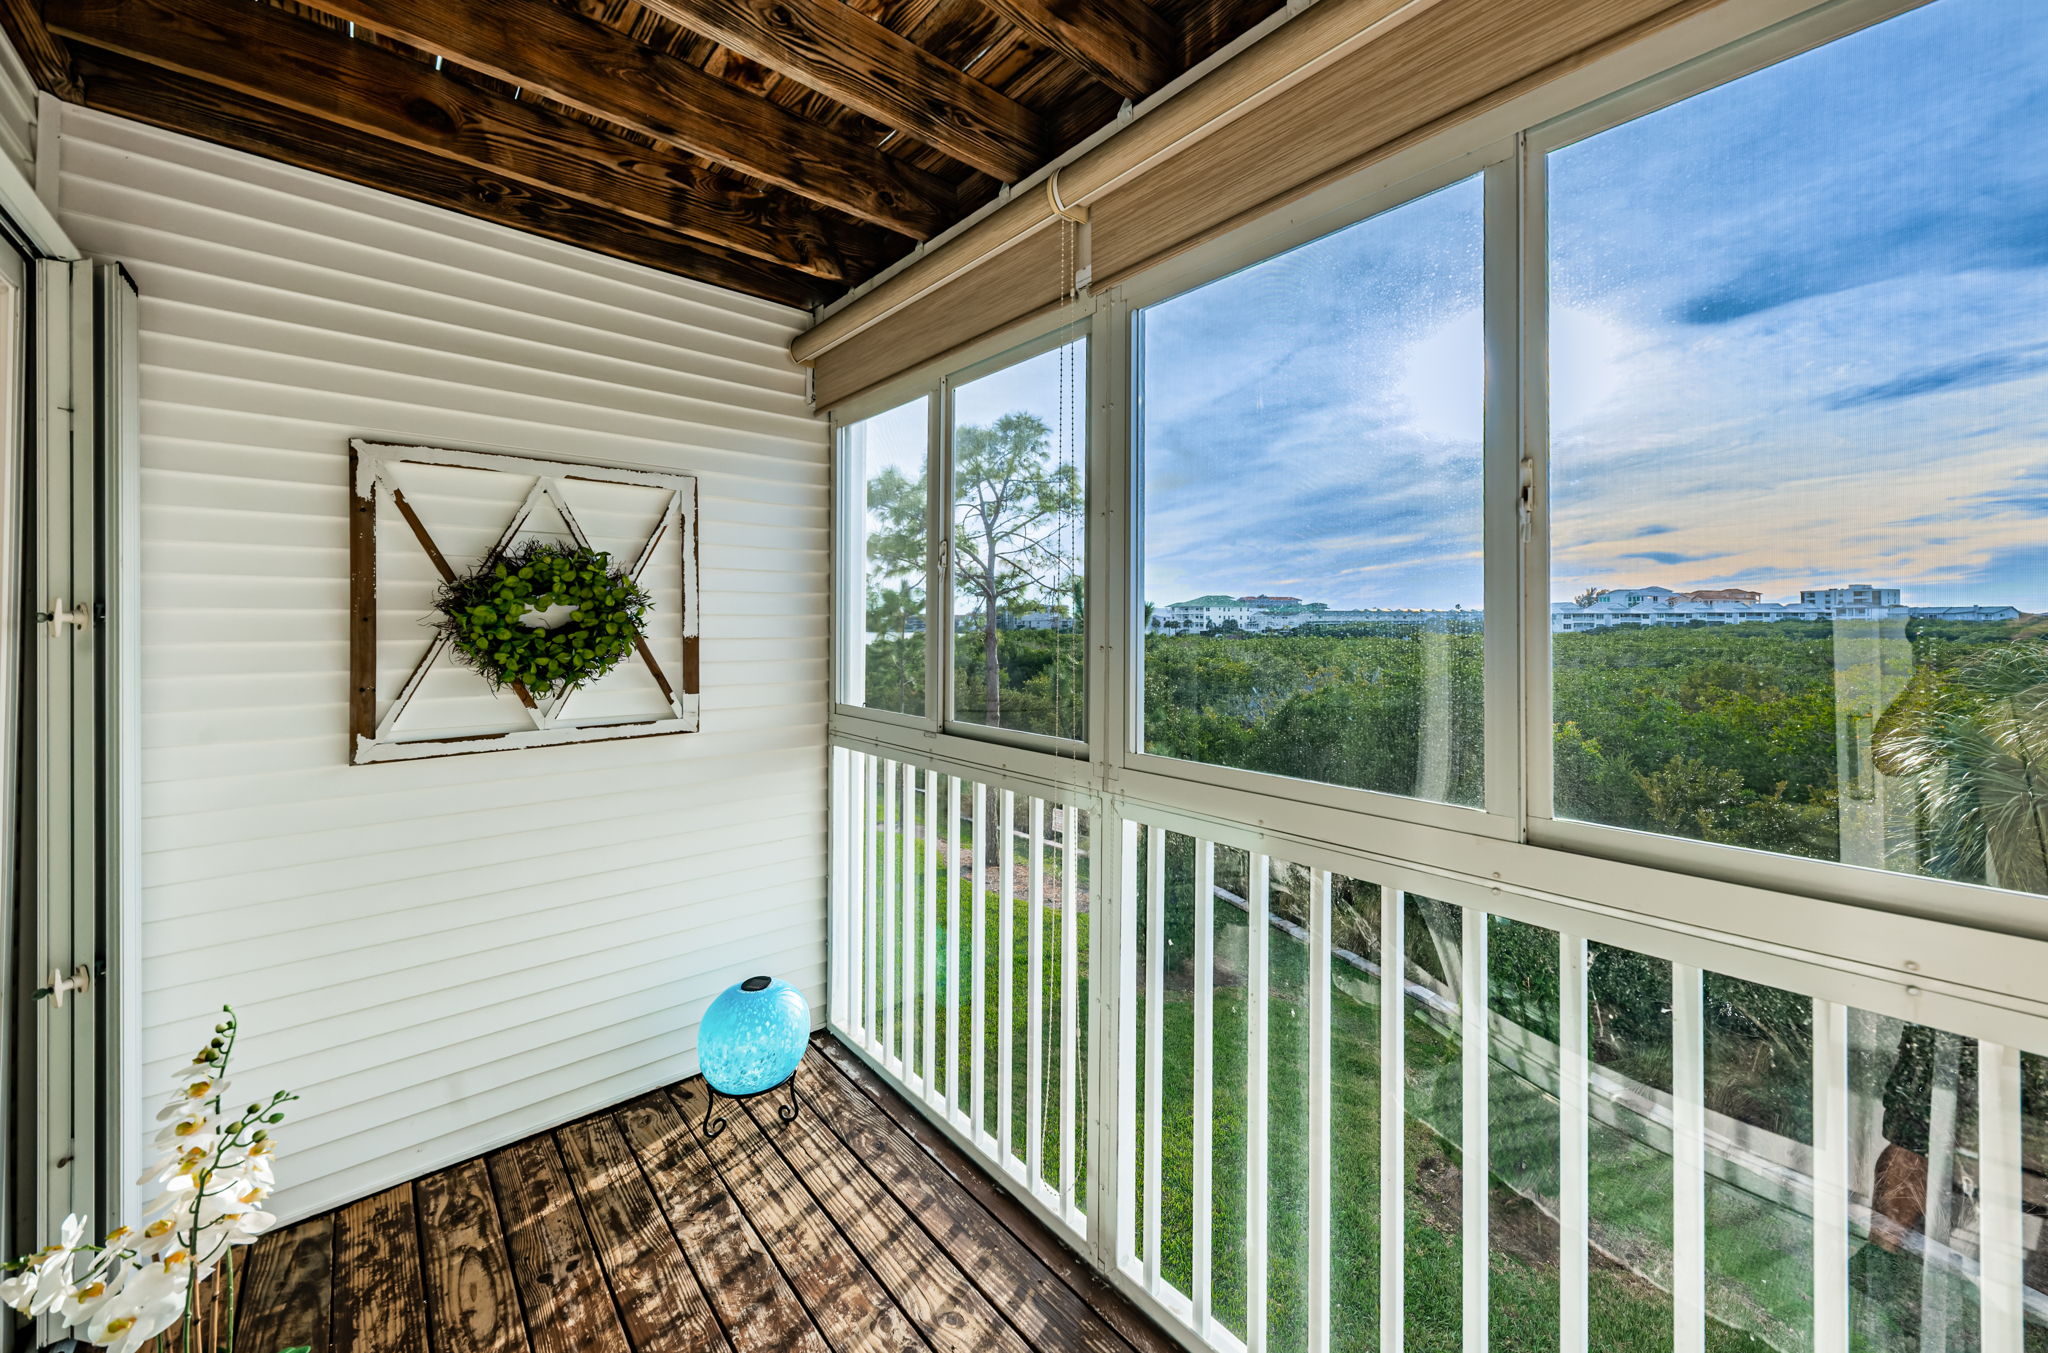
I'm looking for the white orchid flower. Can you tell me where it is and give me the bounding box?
[83,1262,185,1353]
[155,1079,229,1120]
[0,1214,88,1316]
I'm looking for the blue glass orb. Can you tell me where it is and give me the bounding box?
[699,976,810,1096]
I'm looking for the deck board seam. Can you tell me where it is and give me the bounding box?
[595,1107,744,1353]
[783,1070,1094,1353]
[657,1080,918,1353]
[810,1033,1167,1353]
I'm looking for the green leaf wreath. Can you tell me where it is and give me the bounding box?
[432,540,651,698]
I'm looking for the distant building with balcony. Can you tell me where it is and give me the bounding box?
[1800,584,1901,609]
[1552,580,2018,631]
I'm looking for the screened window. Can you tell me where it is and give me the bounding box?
[1139,176,1487,807]
[950,338,1089,742]
[842,397,929,717]
[1547,0,2048,896]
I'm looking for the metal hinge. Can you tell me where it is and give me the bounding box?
[36,598,92,637]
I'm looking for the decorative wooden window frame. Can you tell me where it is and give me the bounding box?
[349,439,700,764]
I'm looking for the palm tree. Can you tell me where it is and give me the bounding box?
[1873,640,2048,893]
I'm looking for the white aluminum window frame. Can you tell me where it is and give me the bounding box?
[832,300,1100,761]
[824,0,2048,1008]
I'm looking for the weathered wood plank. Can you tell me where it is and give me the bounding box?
[633,0,1043,181]
[611,1091,829,1353]
[414,1159,531,1353]
[978,0,1172,101]
[236,1213,332,1353]
[668,1076,929,1353]
[556,1113,730,1353]
[744,1082,1035,1353]
[807,1039,1165,1353]
[48,0,871,281]
[486,1136,631,1353]
[306,0,958,237]
[332,1185,431,1353]
[66,49,830,309]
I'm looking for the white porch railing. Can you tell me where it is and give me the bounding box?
[827,743,2047,1353]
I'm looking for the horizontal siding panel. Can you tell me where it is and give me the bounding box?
[59,128,804,347]
[137,723,825,818]
[147,871,826,1066]
[58,205,810,405]
[284,949,826,1210]
[186,906,826,1103]
[54,103,830,1221]
[139,739,822,845]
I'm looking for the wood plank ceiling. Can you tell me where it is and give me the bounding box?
[4,0,1285,309]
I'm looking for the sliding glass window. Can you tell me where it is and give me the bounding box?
[1138,175,1488,807]
[950,336,1089,743]
[841,397,931,718]
[1545,0,2048,896]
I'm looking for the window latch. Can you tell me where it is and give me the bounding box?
[32,964,91,1009]
[37,598,92,637]
[1517,457,1536,543]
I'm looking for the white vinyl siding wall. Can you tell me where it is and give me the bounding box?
[50,104,828,1221]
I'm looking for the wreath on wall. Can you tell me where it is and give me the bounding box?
[431,540,652,698]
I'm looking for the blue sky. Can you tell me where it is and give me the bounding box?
[1140,0,2048,611]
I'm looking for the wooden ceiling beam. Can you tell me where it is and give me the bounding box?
[979,0,1173,102]
[0,0,79,97]
[631,0,1044,181]
[48,0,895,282]
[66,47,828,309]
[298,0,958,239]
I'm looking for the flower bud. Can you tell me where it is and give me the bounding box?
[266,1113,284,1123]
[252,1130,268,1142]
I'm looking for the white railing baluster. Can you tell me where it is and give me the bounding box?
[1812,999,1849,1353]
[841,752,861,1038]
[999,788,1017,1166]
[1143,824,1165,1294]
[1981,1040,2026,1353]
[1248,853,1271,1353]
[946,775,963,1121]
[923,768,940,1100]
[1116,817,1140,1265]
[865,754,880,1052]
[1560,934,1588,1353]
[1462,906,1489,1353]
[1308,868,1332,1353]
[882,758,898,1071]
[830,752,850,1031]
[1380,889,1406,1353]
[1674,963,1706,1353]
[1193,838,1215,1336]
[1060,803,1080,1213]
[902,762,919,1083]
[972,781,989,1144]
[1028,796,1047,1186]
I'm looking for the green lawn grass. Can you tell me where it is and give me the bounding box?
[855,813,1985,1353]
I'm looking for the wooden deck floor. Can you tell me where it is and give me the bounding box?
[224,1034,1177,1353]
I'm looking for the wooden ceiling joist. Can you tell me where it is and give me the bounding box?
[297,0,959,239]
[979,0,1175,102]
[0,0,76,97]
[633,0,1046,182]
[48,0,898,282]
[69,45,827,308]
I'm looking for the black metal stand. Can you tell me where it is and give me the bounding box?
[701,1058,802,1140]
